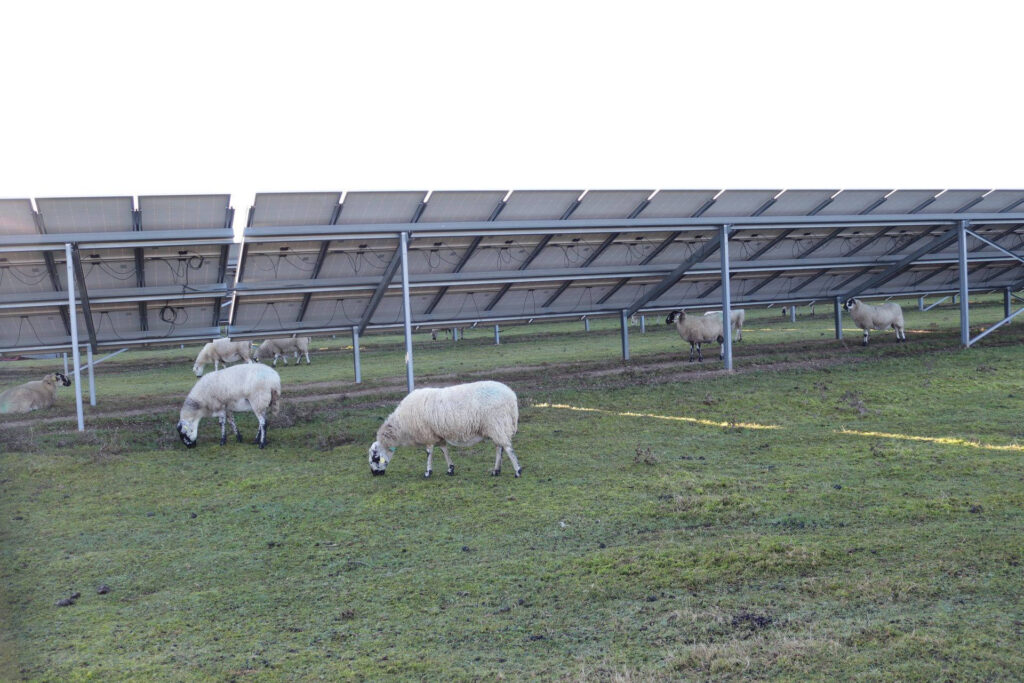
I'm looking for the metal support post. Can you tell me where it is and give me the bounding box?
[620,309,630,360]
[453,327,459,342]
[918,296,925,311]
[1005,287,1012,319]
[87,345,95,406]
[640,315,646,334]
[63,353,68,375]
[584,317,590,332]
[399,232,415,392]
[65,244,84,431]
[352,326,361,384]
[834,297,843,340]
[790,304,797,323]
[719,225,733,371]
[494,325,500,345]
[957,220,970,346]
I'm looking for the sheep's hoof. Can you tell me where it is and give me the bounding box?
[371,470,386,476]
[515,468,522,478]
[236,433,243,443]
[424,469,432,478]
[219,436,227,446]
[447,465,455,476]
[491,469,501,476]
[861,341,868,347]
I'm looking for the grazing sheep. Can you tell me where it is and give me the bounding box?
[704,308,746,342]
[176,363,281,449]
[844,298,906,346]
[0,372,71,414]
[255,337,311,366]
[666,310,725,362]
[193,338,254,377]
[368,380,522,478]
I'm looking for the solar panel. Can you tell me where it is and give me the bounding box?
[417,191,507,223]
[336,191,426,225]
[570,190,653,219]
[759,190,837,216]
[637,190,718,218]
[814,190,889,215]
[36,197,134,233]
[966,190,1024,213]
[867,190,940,214]
[139,194,231,230]
[250,192,341,227]
[0,199,38,235]
[496,190,583,221]
[701,190,780,217]
[914,190,987,214]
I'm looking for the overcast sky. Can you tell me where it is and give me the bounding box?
[2,0,1021,231]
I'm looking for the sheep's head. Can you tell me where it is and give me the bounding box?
[192,362,204,377]
[52,373,71,386]
[368,441,394,475]
[665,311,681,325]
[844,298,859,312]
[176,419,198,448]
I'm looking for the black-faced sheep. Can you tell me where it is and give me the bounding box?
[704,308,746,342]
[193,338,254,377]
[844,298,906,346]
[255,337,311,366]
[368,380,522,478]
[176,363,281,449]
[0,372,71,414]
[666,310,725,362]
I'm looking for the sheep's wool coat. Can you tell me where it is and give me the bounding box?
[256,337,310,361]
[379,380,518,448]
[182,363,281,420]
[671,312,724,343]
[0,374,65,414]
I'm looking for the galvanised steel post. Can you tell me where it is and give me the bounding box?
[640,315,646,334]
[720,224,733,371]
[790,304,796,323]
[620,309,630,360]
[352,326,361,384]
[494,325,500,345]
[958,220,970,346]
[87,345,95,406]
[400,231,415,392]
[65,243,84,431]
[834,296,843,340]
[1005,287,1012,319]
[584,317,590,332]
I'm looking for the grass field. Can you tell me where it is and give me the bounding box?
[2,297,1023,680]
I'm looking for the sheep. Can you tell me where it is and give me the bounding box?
[176,363,281,449]
[193,338,254,377]
[666,310,725,362]
[703,308,746,342]
[844,298,906,346]
[0,372,71,414]
[368,380,522,478]
[255,337,311,366]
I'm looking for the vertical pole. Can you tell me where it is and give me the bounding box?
[65,243,84,431]
[87,345,96,406]
[399,231,415,392]
[584,317,590,332]
[1005,287,1012,319]
[494,324,500,345]
[834,296,843,340]
[453,327,459,342]
[720,224,733,371]
[957,220,970,347]
[620,309,630,360]
[640,315,646,334]
[351,326,361,384]
[789,304,796,323]
[918,296,925,311]
[63,353,68,375]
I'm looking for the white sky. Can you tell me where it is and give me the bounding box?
[2,0,1022,234]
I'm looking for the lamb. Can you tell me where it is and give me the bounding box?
[193,338,254,377]
[666,310,725,362]
[255,337,311,366]
[368,380,522,478]
[0,372,71,414]
[703,308,746,342]
[176,363,281,449]
[844,298,906,346]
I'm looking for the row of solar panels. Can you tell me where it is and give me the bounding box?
[2,190,1023,354]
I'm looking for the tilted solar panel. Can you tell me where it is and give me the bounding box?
[417,191,507,223]
[250,192,341,227]
[36,197,134,233]
[139,194,231,230]
[0,199,38,235]
[336,191,426,225]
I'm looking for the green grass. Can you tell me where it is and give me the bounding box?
[1,296,1023,680]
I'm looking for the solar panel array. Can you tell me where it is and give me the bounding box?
[232,189,1024,338]
[0,195,234,353]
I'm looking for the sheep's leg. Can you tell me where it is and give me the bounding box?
[219,415,228,446]
[441,446,454,476]
[229,413,242,442]
[862,328,870,346]
[696,342,704,362]
[502,444,523,477]
[492,445,503,476]
[255,414,267,448]
[688,343,696,362]
[304,350,311,364]
[424,445,434,478]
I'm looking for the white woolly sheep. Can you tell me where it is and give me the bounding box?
[368,380,522,478]
[0,372,71,414]
[666,310,725,362]
[255,337,311,366]
[703,308,746,342]
[176,363,281,449]
[193,338,254,377]
[844,298,906,346]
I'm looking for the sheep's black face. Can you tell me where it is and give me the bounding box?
[665,312,677,325]
[55,373,71,386]
[177,421,197,449]
[844,298,856,311]
[368,441,392,475]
